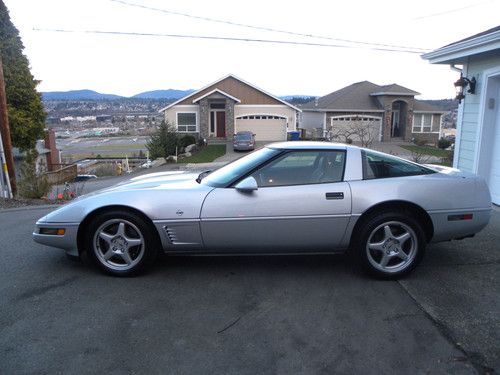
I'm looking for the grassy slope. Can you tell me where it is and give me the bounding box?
[178,144,226,163]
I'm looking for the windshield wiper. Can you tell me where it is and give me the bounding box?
[196,170,212,183]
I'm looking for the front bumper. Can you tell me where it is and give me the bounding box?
[33,221,80,256]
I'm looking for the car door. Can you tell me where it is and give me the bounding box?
[200,150,352,252]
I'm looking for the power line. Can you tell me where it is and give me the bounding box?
[33,28,426,54]
[108,0,431,53]
[413,0,494,20]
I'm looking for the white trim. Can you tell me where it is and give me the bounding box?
[473,65,500,173]
[159,73,301,112]
[423,29,500,64]
[330,114,382,121]
[370,92,418,96]
[192,88,241,104]
[453,64,467,168]
[411,113,440,134]
[236,113,287,120]
[413,110,448,114]
[176,111,198,133]
[303,108,385,113]
[237,104,293,108]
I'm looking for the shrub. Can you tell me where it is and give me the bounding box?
[437,137,452,149]
[17,149,51,199]
[146,121,180,160]
[179,135,196,148]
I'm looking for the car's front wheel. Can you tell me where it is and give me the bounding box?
[354,211,426,279]
[85,210,158,276]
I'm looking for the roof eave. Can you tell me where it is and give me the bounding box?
[422,30,500,64]
[370,92,419,96]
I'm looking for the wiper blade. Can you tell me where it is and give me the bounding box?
[196,170,212,183]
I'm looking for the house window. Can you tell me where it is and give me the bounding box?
[412,114,436,133]
[210,103,225,109]
[177,112,197,132]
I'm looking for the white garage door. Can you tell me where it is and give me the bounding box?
[329,116,382,142]
[235,115,287,141]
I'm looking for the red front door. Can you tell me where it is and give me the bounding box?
[216,111,226,138]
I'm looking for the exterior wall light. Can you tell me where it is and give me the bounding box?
[454,74,476,103]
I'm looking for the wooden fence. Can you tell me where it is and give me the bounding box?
[44,164,78,185]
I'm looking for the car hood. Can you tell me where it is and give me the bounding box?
[38,171,214,223]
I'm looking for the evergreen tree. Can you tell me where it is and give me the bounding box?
[146,121,179,160]
[0,1,46,151]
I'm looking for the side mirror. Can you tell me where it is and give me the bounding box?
[234,176,258,192]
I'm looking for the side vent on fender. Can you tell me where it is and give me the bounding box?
[164,226,179,244]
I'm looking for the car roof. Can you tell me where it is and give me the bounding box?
[267,141,351,150]
[235,131,254,134]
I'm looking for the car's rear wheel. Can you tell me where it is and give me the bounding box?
[85,210,158,276]
[354,211,426,279]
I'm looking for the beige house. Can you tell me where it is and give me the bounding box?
[300,81,446,144]
[160,74,301,141]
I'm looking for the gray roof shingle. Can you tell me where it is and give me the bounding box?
[302,81,442,112]
[301,81,383,111]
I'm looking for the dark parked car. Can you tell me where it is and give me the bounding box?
[72,174,97,182]
[233,131,256,151]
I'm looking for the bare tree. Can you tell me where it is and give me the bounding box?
[327,117,376,148]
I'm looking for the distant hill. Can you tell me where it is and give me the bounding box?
[280,95,318,105]
[132,89,195,99]
[42,90,123,101]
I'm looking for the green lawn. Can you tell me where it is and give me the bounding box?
[178,144,226,163]
[399,145,452,158]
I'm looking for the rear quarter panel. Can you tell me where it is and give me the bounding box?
[347,173,491,243]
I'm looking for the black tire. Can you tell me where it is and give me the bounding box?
[352,211,426,279]
[84,210,159,276]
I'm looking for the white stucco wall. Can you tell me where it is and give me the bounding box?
[164,105,199,130]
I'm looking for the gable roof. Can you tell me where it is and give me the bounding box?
[301,81,384,111]
[192,89,241,104]
[301,80,443,113]
[422,25,500,64]
[159,74,301,112]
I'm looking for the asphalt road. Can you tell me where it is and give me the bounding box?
[0,206,498,374]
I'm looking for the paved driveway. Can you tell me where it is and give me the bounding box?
[0,205,498,374]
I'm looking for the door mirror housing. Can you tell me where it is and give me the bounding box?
[234,176,258,192]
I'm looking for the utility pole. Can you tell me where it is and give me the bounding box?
[0,53,16,196]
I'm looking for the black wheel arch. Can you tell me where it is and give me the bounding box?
[76,205,162,256]
[349,200,434,248]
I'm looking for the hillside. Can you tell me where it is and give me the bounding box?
[132,89,195,99]
[42,90,123,101]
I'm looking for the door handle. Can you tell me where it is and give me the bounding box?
[326,192,344,200]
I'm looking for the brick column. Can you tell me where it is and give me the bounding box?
[225,100,235,138]
[199,98,209,140]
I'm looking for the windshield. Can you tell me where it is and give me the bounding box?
[234,133,252,141]
[201,147,280,187]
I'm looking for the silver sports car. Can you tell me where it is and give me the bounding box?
[33,142,492,278]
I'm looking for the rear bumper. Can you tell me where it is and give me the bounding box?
[33,221,80,256]
[233,144,255,151]
[429,208,491,242]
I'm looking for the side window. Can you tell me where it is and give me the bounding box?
[251,150,345,187]
[362,150,435,179]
